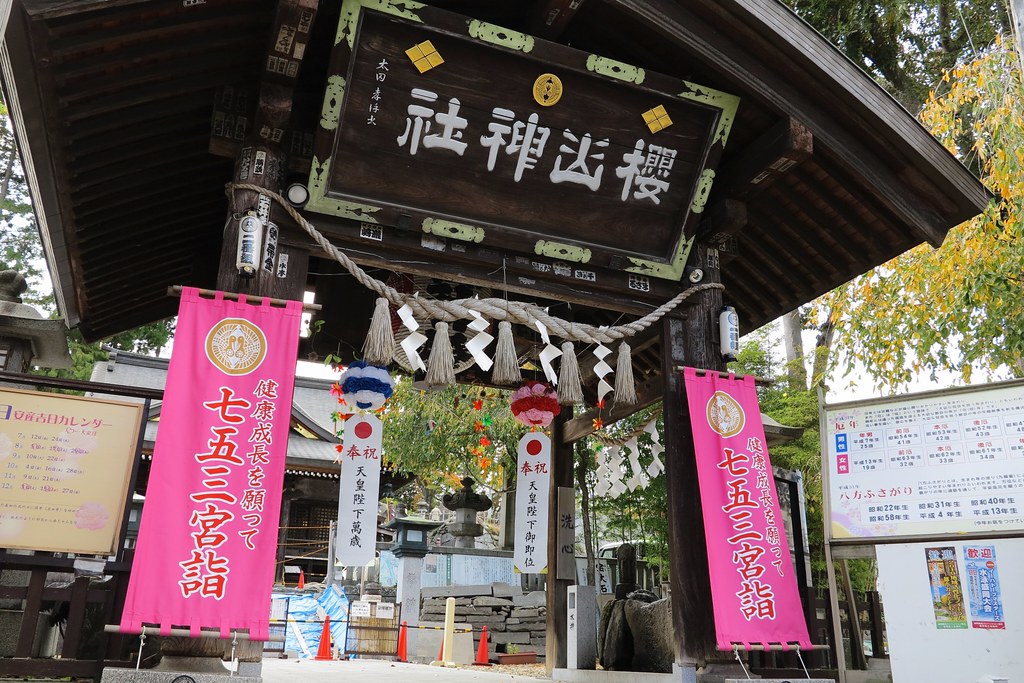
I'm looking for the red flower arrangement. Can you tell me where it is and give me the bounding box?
[510,380,561,428]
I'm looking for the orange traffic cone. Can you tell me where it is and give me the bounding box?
[396,621,408,662]
[473,626,492,666]
[314,616,332,660]
[438,637,444,662]
[297,570,306,590]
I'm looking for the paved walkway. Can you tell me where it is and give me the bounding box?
[260,657,551,683]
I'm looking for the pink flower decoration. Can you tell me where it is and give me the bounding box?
[75,502,109,531]
[510,380,560,428]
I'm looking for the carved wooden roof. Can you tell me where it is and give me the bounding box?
[2,0,989,346]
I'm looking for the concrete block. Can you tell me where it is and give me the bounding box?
[491,582,524,598]
[408,621,474,664]
[421,585,492,598]
[473,596,513,607]
[511,607,541,618]
[489,631,532,645]
[513,591,547,607]
[505,622,536,632]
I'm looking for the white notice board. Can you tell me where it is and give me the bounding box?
[877,539,1024,682]
[823,380,1024,541]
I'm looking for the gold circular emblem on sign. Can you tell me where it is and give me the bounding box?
[533,73,563,107]
[706,391,745,438]
[206,318,268,376]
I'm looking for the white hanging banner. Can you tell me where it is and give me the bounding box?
[336,414,383,567]
[514,432,551,573]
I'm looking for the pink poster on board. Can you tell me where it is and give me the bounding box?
[683,367,811,651]
[120,288,302,640]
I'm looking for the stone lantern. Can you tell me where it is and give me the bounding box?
[441,476,492,549]
[386,511,441,627]
[0,270,71,373]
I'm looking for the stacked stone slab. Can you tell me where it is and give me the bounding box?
[419,582,547,661]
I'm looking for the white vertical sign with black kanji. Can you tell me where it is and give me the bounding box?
[336,415,382,567]
[514,432,551,573]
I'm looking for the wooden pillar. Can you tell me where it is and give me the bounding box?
[662,245,724,667]
[545,409,574,673]
[216,0,317,302]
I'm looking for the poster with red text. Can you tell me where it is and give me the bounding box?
[120,288,302,639]
[683,368,811,651]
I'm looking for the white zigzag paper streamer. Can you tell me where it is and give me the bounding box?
[397,304,427,372]
[625,438,650,491]
[645,419,665,477]
[535,320,562,385]
[465,310,494,371]
[593,343,614,404]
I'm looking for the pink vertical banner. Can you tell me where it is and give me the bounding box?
[682,367,811,651]
[120,287,302,640]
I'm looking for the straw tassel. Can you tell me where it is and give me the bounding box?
[492,321,521,385]
[425,321,455,387]
[614,341,637,405]
[557,342,584,405]
[363,297,395,366]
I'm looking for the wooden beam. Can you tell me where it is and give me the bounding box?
[529,0,587,40]
[714,117,813,200]
[562,373,663,444]
[696,199,747,258]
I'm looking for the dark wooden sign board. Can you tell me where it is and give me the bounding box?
[307,0,738,285]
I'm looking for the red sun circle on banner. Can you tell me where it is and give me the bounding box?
[526,438,543,456]
[354,421,373,440]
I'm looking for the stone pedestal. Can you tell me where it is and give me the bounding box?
[395,554,424,627]
[567,585,597,670]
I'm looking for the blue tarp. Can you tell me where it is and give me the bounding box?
[272,586,350,658]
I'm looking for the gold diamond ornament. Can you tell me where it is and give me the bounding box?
[406,40,444,73]
[643,105,673,133]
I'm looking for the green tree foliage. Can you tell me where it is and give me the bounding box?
[334,378,524,505]
[734,329,877,591]
[0,94,46,301]
[826,41,1023,389]
[783,0,1011,109]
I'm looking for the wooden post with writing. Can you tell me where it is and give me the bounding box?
[546,409,574,673]
[216,0,318,302]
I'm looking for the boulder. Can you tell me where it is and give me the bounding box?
[599,600,633,670]
[624,596,674,673]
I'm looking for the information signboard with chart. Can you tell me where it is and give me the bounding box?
[0,387,143,554]
[823,380,1024,541]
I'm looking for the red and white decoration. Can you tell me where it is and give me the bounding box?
[336,414,383,567]
[514,432,551,573]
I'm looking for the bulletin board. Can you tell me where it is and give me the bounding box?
[819,379,1024,683]
[0,387,143,554]
[877,539,1024,682]
[822,379,1024,542]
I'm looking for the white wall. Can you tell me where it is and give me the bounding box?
[877,539,1024,682]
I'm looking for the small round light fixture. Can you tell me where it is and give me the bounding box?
[286,183,310,207]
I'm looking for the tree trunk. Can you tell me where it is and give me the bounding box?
[782,309,808,389]
[0,144,13,201]
[812,306,838,388]
[576,442,596,586]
